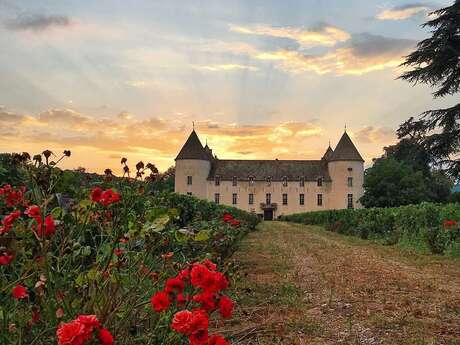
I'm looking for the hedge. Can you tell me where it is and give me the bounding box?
[280,202,460,257]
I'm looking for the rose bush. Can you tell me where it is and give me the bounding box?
[0,152,259,344]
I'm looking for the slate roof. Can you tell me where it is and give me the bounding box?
[322,146,334,161]
[329,132,364,162]
[175,130,211,160]
[208,160,331,181]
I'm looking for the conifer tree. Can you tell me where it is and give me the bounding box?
[399,1,460,181]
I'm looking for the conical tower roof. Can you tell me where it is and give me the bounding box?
[175,130,210,160]
[322,145,334,161]
[329,132,364,162]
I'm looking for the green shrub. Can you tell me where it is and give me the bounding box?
[280,203,460,256]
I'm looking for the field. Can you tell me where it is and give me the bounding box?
[228,222,460,345]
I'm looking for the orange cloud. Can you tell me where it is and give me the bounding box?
[229,23,350,47]
[376,4,431,20]
[254,33,415,75]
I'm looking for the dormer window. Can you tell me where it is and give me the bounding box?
[215,176,220,186]
[317,177,323,187]
[232,176,237,186]
[266,176,271,186]
[282,176,288,187]
[299,177,305,187]
[249,176,255,186]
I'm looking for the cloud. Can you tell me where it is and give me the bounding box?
[193,64,259,72]
[5,14,72,31]
[254,33,416,75]
[376,3,431,20]
[354,126,396,144]
[229,23,350,47]
[0,107,328,170]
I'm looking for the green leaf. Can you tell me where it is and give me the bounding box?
[82,246,92,257]
[51,207,64,219]
[194,230,210,242]
[79,199,93,209]
[175,231,189,243]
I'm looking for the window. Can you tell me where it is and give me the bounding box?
[347,194,353,209]
[299,177,305,187]
[187,192,192,196]
[214,193,220,204]
[317,177,323,187]
[232,176,237,186]
[187,176,192,185]
[299,193,305,205]
[266,193,271,204]
[282,193,288,205]
[347,177,353,187]
[249,176,255,186]
[248,193,254,205]
[215,176,220,186]
[266,176,271,186]
[282,176,288,187]
[348,167,353,172]
[232,193,237,205]
[317,194,323,206]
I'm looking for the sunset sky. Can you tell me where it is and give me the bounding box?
[0,0,456,173]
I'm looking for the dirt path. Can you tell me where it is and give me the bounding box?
[225,221,460,345]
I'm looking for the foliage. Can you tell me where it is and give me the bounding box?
[0,151,259,344]
[361,158,428,207]
[399,1,460,181]
[280,203,460,257]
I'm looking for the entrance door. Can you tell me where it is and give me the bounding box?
[263,209,273,221]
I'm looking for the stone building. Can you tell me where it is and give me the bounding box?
[174,130,364,220]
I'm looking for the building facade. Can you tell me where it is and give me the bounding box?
[174,130,364,220]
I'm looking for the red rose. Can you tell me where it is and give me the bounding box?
[98,328,114,345]
[210,272,228,292]
[189,329,208,345]
[1,210,21,234]
[12,284,28,299]
[0,252,13,265]
[150,291,170,312]
[202,259,217,271]
[161,251,174,259]
[176,292,188,307]
[443,220,458,229]
[190,264,212,289]
[44,215,56,236]
[171,310,193,334]
[25,205,41,219]
[90,187,103,202]
[165,277,185,294]
[193,291,216,312]
[219,295,234,318]
[114,248,123,257]
[189,309,209,333]
[56,320,86,345]
[99,189,121,206]
[230,219,240,227]
[222,214,233,222]
[208,334,230,345]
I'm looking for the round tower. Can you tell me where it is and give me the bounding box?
[327,132,364,209]
[174,130,212,199]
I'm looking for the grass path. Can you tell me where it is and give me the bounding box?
[225,221,460,345]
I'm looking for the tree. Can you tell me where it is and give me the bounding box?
[361,158,428,208]
[399,1,460,181]
[377,133,453,203]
